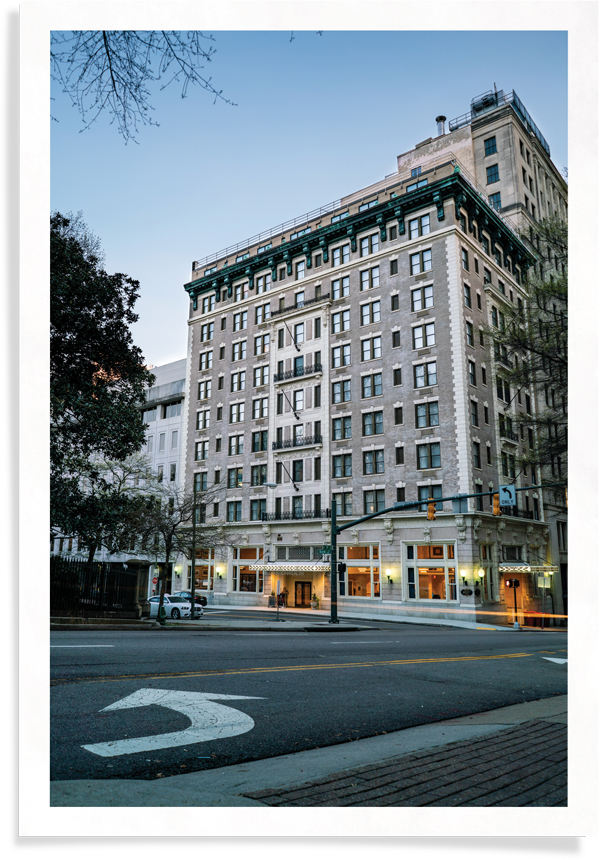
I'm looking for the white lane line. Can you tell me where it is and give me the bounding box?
[330,641,384,644]
[542,657,568,664]
[50,645,116,648]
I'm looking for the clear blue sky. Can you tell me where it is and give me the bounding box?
[50,30,568,367]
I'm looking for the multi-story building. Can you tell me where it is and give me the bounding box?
[181,88,566,626]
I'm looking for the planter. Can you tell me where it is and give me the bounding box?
[310,601,319,610]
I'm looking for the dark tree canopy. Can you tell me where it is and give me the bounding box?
[51,30,235,142]
[51,212,155,532]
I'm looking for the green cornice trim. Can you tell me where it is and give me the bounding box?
[183,174,533,297]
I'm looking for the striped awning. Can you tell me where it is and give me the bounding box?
[247,563,331,573]
[499,565,559,573]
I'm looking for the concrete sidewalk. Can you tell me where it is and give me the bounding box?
[50,695,567,807]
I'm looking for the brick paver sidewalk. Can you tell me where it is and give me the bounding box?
[245,720,567,807]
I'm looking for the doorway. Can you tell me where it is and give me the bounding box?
[295,581,312,607]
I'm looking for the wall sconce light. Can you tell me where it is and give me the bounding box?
[216,567,223,579]
[386,568,393,584]
[475,568,485,586]
[460,569,468,586]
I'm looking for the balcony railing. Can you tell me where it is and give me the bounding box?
[500,428,519,442]
[271,293,330,318]
[262,509,331,522]
[273,364,322,383]
[272,434,323,451]
[500,506,538,520]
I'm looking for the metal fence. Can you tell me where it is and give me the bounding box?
[50,556,139,617]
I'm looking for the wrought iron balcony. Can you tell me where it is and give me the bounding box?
[273,363,322,383]
[271,293,330,317]
[262,509,331,522]
[272,434,323,450]
[500,506,538,520]
[500,428,519,442]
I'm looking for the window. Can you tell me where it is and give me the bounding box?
[390,259,398,275]
[470,400,479,426]
[363,450,384,475]
[294,291,305,309]
[414,361,437,388]
[362,373,383,398]
[394,406,403,425]
[360,336,381,362]
[359,198,378,211]
[356,297,379,328]
[254,365,269,387]
[195,440,209,461]
[468,361,477,385]
[228,467,243,488]
[389,225,397,241]
[228,434,244,456]
[197,379,212,400]
[254,333,270,355]
[489,192,501,211]
[333,454,352,477]
[332,309,350,332]
[333,493,352,516]
[252,397,268,419]
[220,316,227,330]
[256,273,271,294]
[332,379,351,403]
[360,234,379,256]
[196,409,210,430]
[232,340,247,361]
[332,416,352,439]
[415,401,439,428]
[393,367,402,386]
[170,430,178,450]
[362,411,383,436]
[234,282,249,302]
[395,447,405,465]
[314,384,321,407]
[199,349,213,370]
[293,390,304,412]
[473,441,481,469]
[411,285,433,311]
[406,178,428,192]
[251,464,267,487]
[295,261,305,281]
[484,136,497,156]
[391,294,400,311]
[227,501,242,522]
[251,499,266,521]
[364,490,385,514]
[408,215,430,239]
[483,267,492,285]
[229,403,245,423]
[194,472,207,493]
[219,346,225,360]
[486,164,499,184]
[496,377,510,403]
[332,244,350,266]
[201,322,214,342]
[360,267,380,291]
[332,275,350,300]
[466,322,474,347]
[409,250,432,275]
[233,310,247,331]
[481,367,487,386]
[332,344,351,367]
[460,213,467,233]
[462,249,469,271]
[255,303,271,324]
[291,460,303,483]
[314,253,322,268]
[157,465,164,482]
[202,294,216,315]
[293,323,304,345]
[169,463,177,482]
[163,400,182,418]
[412,323,435,349]
[417,442,441,469]
[391,330,400,348]
[230,371,246,392]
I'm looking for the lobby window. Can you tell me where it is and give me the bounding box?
[415,401,439,428]
[332,245,350,266]
[408,215,430,239]
[417,442,441,469]
[364,490,385,514]
[333,454,352,478]
[409,250,432,275]
[412,323,435,349]
[362,373,383,398]
[362,411,383,436]
[361,336,382,361]
[486,164,499,184]
[411,285,433,311]
[332,416,352,439]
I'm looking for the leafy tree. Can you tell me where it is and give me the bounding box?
[51,212,155,537]
[51,31,235,142]
[486,215,567,480]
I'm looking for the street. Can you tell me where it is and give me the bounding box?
[51,621,567,783]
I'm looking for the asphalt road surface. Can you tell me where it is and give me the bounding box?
[50,624,567,782]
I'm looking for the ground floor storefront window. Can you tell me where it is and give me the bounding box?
[339,545,380,597]
[232,547,264,592]
[188,548,216,591]
[404,543,457,601]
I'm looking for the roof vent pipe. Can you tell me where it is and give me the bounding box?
[435,115,446,137]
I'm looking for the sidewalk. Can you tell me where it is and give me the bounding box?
[50,695,567,807]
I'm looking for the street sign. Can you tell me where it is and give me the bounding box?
[499,484,516,506]
[318,546,331,554]
[537,576,552,588]
[152,577,158,584]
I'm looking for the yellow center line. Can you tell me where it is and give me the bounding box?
[51,652,533,686]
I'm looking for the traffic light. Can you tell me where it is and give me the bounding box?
[493,493,502,516]
[337,562,346,575]
[427,497,436,520]
[504,578,520,589]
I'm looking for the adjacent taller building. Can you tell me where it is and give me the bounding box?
[181,88,567,625]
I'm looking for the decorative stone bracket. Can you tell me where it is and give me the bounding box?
[383,518,394,544]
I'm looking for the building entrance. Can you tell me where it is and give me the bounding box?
[295,581,312,607]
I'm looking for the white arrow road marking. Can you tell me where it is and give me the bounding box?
[542,657,568,664]
[82,689,264,757]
